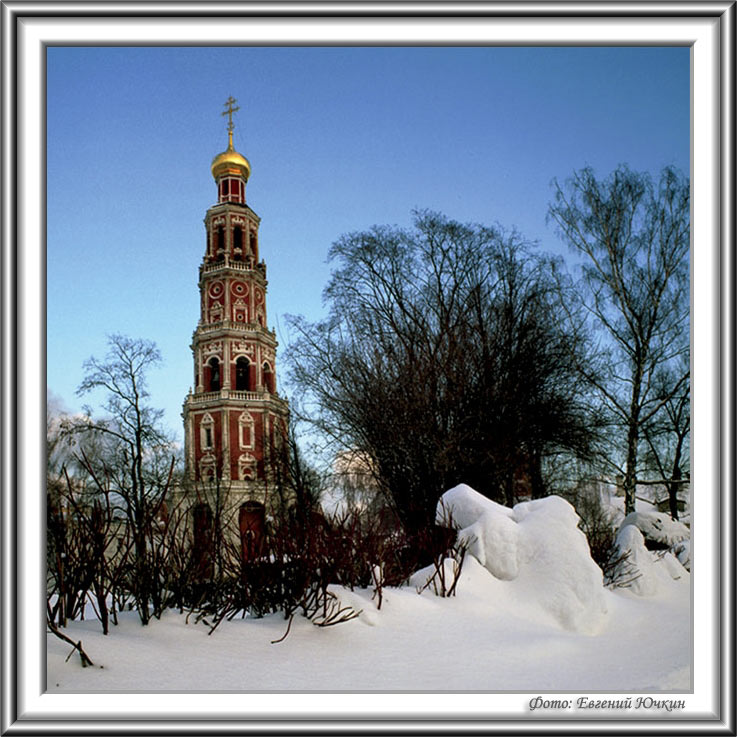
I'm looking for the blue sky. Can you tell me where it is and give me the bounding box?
[47,46,689,441]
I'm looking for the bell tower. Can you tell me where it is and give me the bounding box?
[182,97,289,504]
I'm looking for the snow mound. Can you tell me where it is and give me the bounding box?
[439,484,519,580]
[326,585,377,626]
[659,551,687,581]
[614,525,660,596]
[513,496,607,635]
[614,525,688,596]
[673,539,691,571]
[409,556,463,593]
[620,511,690,548]
[439,483,515,525]
[438,486,607,634]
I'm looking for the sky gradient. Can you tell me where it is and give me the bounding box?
[47,46,690,441]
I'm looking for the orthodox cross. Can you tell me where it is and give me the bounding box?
[222,96,240,133]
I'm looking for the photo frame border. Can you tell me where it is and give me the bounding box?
[1,2,733,734]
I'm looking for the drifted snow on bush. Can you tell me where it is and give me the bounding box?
[613,525,659,596]
[439,485,518,580]
[613,524,689,596]
[673,540,691,571]
[610,511,691,594]
[620,511,690,549]
[437,484,607,635]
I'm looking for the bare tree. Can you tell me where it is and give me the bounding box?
[642,354,690,520]
[63,334,177,624]
[549,165,690,515]
[272,422,324,518]
[287,211,596,535]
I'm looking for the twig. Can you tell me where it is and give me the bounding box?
[446,545,467,597]
[271,613,295,644]
[46,610,94,668]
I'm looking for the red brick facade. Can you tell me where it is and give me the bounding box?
[182,123,289,503]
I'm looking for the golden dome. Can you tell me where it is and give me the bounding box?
[211,132,251,181]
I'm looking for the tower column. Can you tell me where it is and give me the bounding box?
[183,97,289,505]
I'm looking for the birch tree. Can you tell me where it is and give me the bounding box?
[549,165,690,515]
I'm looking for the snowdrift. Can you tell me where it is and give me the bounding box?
[619,510,690,548]
[613,526,689,596]
[613,511,691,595]
[438,484,608,635]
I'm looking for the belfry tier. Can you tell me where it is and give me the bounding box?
[183,123,288,493]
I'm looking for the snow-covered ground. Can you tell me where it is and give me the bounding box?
[47,488,690,692]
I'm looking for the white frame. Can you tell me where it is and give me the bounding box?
[2,2,732,734]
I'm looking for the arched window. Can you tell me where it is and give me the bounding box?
[209,358,221,392]
[233,226,243,258]
[235,357,250,391]
[262,363,274,393]
[216,226,225,260]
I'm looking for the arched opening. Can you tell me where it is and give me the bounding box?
[239,501,265,563]
[235,357,250,391]
[233,226,243,259]
[216,226,225,261]
[262,362,274,393]
[209,358,221,392]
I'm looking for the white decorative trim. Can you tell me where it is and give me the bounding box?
[238,452,257,481]
[199,451,217,482]
[232,297,248,324]
[209,301,224,323]
[231,341,255,359]
[200,412,214,451]
[222,409,230,480]
[187,413,195,473]
[202,340,223,358]
[238,411,255,450]
[208,281,224,298]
